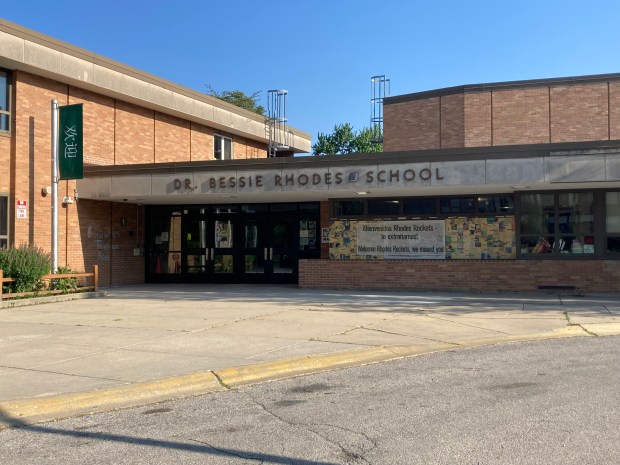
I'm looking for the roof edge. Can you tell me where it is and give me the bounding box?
[385,72,620,104]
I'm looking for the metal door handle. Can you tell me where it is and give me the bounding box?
[264,248,268,260]
[211,248,215,260]
[269,248,273,260]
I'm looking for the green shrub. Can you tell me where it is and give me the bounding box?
[0,245,51,293]
[50,265,79,294]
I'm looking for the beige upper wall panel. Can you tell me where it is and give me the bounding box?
[61,53,95,84]
[0,30,24,61]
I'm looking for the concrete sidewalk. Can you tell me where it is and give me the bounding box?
[1,284,620,426]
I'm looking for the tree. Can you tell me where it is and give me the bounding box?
[312,123,382,156]
[206,85,266,116]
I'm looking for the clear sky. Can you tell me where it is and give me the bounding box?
[3,1,620,149]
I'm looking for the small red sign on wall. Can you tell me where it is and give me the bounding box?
[16,200,27,219]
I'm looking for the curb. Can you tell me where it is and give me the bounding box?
[0,324,611,429]
[0,291,106,309]
[0,371,224,428]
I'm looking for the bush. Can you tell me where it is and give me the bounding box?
[0,245,51,293]
[50,265,79,294]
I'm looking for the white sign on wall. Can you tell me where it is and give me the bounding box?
[356,220,445,259]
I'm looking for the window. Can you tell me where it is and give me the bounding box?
[333,200,364,217]
[440,197,474,215]
[519,192,595,256]
[214,134,233,160]
[367,199,400,216]
[0,195,9,248]
[403,198,437,216]
[477,195,514,214]
[0,70,10,133]
[606,192,620,253]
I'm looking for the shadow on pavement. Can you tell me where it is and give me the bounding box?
[0,407,339,465]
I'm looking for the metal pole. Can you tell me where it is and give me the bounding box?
[51,99,59,273]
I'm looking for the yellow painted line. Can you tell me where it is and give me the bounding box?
[214,325,591,388]
[0,371,223,429]
[579,323,620,336]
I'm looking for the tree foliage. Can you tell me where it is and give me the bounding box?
[312,123,382,156]
[206,85,266,116]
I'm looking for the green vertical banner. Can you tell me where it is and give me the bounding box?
[58,103,83,180]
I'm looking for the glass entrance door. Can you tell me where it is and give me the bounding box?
[242,217,268,283]
[183,212,208,282]
[268,216,298,284]
[212,217,236,282]
[147,203,320,284]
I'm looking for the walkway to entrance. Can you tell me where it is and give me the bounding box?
[1,284,619,425]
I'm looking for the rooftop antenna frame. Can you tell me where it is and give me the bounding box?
[268,89,289,157]
[370,75,390,144]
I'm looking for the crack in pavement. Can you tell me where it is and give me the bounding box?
[424,314,512,335]
[304,422,378,465]
[243,391,374,464]
[0,364,130,383]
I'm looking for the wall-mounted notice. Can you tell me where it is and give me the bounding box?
[356,220,445,259]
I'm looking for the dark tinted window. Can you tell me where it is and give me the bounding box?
[367,199,400,216]
[477,195,514,214]
[333,200,364,216]
[403,198,436,215]
[440,197,474,214]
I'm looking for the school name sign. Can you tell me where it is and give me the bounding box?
[356,220,446,259]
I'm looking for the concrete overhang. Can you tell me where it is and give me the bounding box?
[77,141,620,205]
[0,19,311,153]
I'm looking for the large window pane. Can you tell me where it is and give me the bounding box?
[333,200,364,217]
[367,199,399,216]
[0,196,7,236]
[440,197,474,214]
[214,134,233,160]
[606,192,620,233]
[477,195,514,214]
[558,192,593,234]
[403,198,436,216]
[0,71,9,132]
[520,193,554,235]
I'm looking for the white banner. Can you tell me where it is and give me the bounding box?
[356,220,445,259]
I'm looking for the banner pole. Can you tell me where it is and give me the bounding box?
[51,99,59,273]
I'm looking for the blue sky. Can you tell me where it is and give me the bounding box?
[4,1,620,147]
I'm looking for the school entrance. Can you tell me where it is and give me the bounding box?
[145,203,320,284]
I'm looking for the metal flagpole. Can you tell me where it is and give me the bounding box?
[51,99,59,273]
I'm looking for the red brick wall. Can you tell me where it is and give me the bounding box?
[6,70,270,285]
[299,259,620,293]
[464,91,492,147]
[115,100,154,164]
[384,98,440,151]
[386,79,620,151]
[190,123,214,161]
[493,87,549,145]
[610,82,620,140]
[550,83,609,143]
[155,111,191,163]
[12,71,67,250]
[69,87,115,165]
[440,93,464,148]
